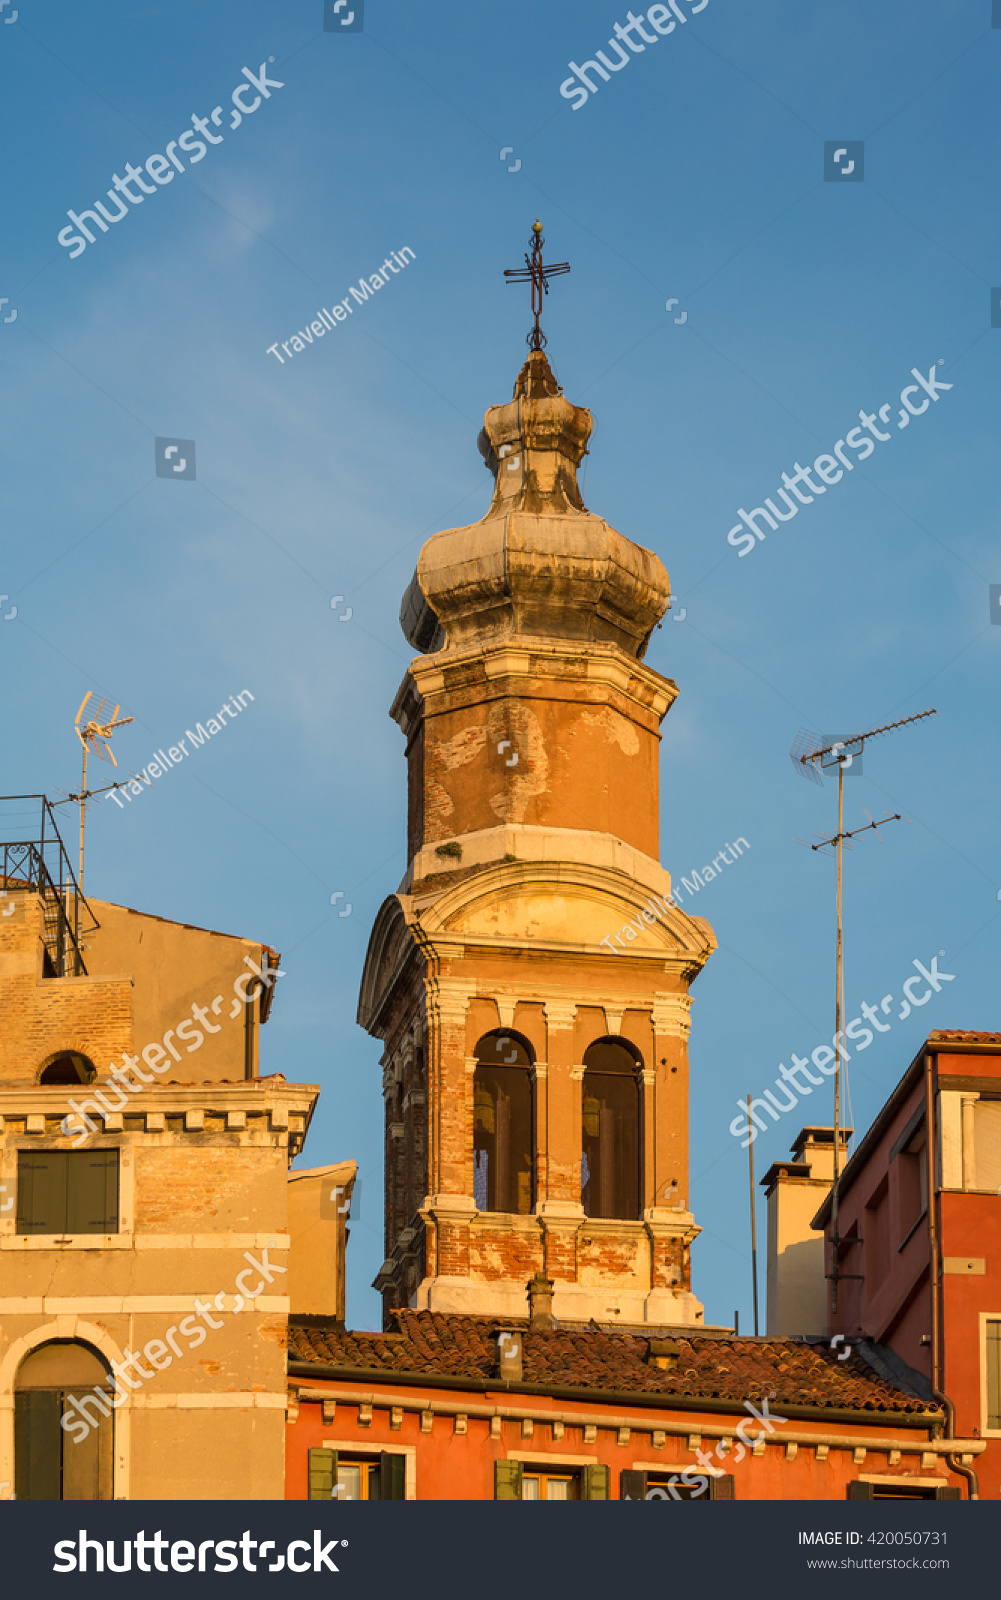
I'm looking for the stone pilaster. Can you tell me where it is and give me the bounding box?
[542,1002,578,1208]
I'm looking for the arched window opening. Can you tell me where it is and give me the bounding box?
[39,1053,96,1086]
[15,1341,114,1501]
[472,1031,534,1215]
[581,1037,641,1220]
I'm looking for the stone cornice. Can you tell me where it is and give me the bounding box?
[651,993,693,1039]
[403,824,675,901]
[399,641,676,723]
[0,1079,318,1114]
[425,976,474,1026]
[543,1001,578,1030]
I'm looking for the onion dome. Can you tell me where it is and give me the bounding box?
[400,350,670,660]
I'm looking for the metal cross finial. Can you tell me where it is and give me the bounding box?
[503,219,570,350]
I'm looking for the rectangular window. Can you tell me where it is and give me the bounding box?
[17,1150,119,1236]
[987,1320,1001,1431]
[621,1469,730,1500]
[974,1103,1001,1192]
[848,1482,959,1500]
[896,1144,927,1242]
[865,1178,889,1286]
[308,1448,405,1501]
[494,1462,609,1500]
[522,1470,578,1501]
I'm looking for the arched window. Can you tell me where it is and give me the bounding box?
[581,1037,641,1220]
[39,1053,96,1086]
[15,1341,114,1500]
[472,1031,534,1215]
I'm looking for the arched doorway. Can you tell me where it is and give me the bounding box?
[15,1341,114,1500]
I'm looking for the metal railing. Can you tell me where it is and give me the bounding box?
[0,795,96,976]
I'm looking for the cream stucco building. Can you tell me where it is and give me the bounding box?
[0,801,352,1500]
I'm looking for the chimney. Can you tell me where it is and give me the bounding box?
[761,1126,851,1336]
[647,1338,680,1371]
[496,1330,523,1383]
[527,1272,555,1329]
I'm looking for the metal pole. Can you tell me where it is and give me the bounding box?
[79,742,87,898]
[831,757,844,1317]
[747,1094,759,1336]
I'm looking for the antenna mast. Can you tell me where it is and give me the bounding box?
[747,1093,760,1336]
[791,707,938,1316]
[73,693,134,899]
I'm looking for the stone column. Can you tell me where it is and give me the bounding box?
[464,1055,479,1202]
[537,1003,583,1284]
[643,993,699,1314]
[650,993,692,1213]
[423,976,473,1281]
[640,1066,656,1212]
[530,1060,548,1207]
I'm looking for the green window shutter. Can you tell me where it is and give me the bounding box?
[936,1486,962,1500]
[60,1394,106,1501]
[308,1446,337,1500]
[17,1152,68,1235]
[620,1470,648,1500]
[67,1150,119,1235]
[710,1474,735,1500]
[583,1463,610,1501]
[986,1320,1001,1428]
[15,1391,63,1500]
[846,1482,874,1500]
[380,1451,406,1500]
[494,1460,524,1500]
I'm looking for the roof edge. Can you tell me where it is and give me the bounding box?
[286,1361,940,1425]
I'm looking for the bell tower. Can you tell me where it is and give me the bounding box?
[359,242,715,1328]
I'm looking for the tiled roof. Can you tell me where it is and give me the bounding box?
[931,1030,1001,1044]
[288,1311,935,1416]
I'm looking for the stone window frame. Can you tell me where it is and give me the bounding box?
[0,1139,135,1252]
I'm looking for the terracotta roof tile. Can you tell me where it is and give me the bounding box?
[932,1030,1001,1044]
[288,1311,934,1415]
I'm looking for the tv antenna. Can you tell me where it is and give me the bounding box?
[73,692,133,898]
[790,707,938,1315]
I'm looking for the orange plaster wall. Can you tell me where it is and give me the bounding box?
[417,688,662,857]
[286,1387,948,1502]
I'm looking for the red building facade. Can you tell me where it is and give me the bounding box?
[816,1030,1001,1501]
[285,1307,975,1501]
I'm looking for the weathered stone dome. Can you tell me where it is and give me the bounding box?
[400,351,670,659]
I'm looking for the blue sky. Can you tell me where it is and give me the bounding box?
[1,0,998,1331]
